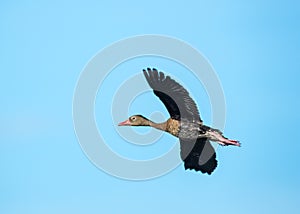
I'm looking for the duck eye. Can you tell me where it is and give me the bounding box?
[131,117,136,121]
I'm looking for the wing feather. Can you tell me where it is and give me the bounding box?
[180,138,217,175]
[143,68,202,122]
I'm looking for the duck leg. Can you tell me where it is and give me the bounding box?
[207,129,241,147]
[218,139,241,147]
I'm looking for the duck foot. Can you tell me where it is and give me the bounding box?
[217,139,241,147]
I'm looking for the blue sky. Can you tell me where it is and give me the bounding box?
[1,0,299,213]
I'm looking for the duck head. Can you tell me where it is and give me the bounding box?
[118,115,150,126]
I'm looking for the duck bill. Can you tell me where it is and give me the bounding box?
[118,119,131,126]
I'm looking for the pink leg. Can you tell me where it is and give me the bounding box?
[216,141,227,146]
[208,130,240,147]
[220,139,241,147]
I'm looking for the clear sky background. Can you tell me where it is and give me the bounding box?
[1,1,299,213]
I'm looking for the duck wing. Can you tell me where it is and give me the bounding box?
[143,68,202,122]
[179,138,217,174]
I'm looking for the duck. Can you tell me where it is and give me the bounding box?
[118,68,240,175]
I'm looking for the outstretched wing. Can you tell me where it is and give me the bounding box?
[180,138,217,175]
[143,68,202,122]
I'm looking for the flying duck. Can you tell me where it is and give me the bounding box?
[118,68,240,174]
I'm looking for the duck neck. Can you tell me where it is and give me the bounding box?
[149,120,167,131]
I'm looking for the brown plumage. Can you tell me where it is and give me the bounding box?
[118,68,240,175]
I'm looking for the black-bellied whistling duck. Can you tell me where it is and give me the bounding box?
[118,68,240,174]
